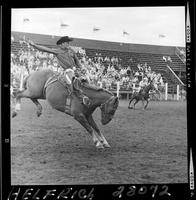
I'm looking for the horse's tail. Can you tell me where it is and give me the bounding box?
[22,75,30,90]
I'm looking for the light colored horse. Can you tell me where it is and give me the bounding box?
[12,69,119,149]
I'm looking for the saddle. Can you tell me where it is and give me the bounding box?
[44,74,90,112]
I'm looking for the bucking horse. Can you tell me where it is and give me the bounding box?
[128,79,157,110]
[12,69,119,149]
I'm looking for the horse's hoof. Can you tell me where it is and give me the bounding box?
[103,143,111,148]
[96,143,104,149]
[128,107,133,109]
[36,111,42,117]
[94,140,99,146]
[12,111,17,118]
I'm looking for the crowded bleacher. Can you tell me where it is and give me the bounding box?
[11,37,165,96]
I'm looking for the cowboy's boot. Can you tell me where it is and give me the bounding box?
[71,77,90,106]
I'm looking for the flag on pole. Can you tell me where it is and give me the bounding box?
[23,18,30,22]
[158,34,166,38]
[60,23,69,27]
[123,30,129,35]
[93,27,100,31]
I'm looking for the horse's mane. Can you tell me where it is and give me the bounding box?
[81,80,113,96]
[145,81,155,90]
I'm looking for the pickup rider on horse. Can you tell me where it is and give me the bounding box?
[28,36,89,105]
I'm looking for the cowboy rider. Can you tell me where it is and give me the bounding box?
[138,76,148,94]
[28,36,89,104]
[28,36,82,81]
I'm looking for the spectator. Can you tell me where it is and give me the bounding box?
[135,71,139,77]
[11,39,165,93]
[167,56,172,62]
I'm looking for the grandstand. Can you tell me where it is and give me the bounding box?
[11,31,186,97]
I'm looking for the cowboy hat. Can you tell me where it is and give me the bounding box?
[56,36,73,45]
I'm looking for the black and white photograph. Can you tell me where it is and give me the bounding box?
[1,3,195,199]
[9,6,188,185]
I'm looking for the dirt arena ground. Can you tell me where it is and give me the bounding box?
[11,99,187,185]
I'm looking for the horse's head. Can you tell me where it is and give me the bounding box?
[100,96,119,125]
[74,80,119,124]
[149,82,157,91]
[147,77,157,91]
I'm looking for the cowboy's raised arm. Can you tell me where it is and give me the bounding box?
[28,40,58,55]
[73,53,83,69]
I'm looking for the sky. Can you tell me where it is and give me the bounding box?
[11,7,186,47]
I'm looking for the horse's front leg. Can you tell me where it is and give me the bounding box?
[87,115,111,148]
[144,99,149,109]
[74,113,104,149]
[128,98,132,108]
[133,99,139,109]
[141,98,145,110]
[128,96,134,109]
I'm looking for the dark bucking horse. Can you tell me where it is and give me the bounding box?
[12,69,119,149]
[128,79,157,110]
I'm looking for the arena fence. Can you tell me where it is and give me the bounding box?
[109,82,186,101]
[11,67,186,102]
[166,83,186,101]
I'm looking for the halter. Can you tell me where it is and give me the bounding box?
[100,96,114,110]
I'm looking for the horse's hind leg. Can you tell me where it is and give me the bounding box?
[12,89,29,117]
[12,89,35,118]
[144,99,149,109]
[142,99,145,110]
[133,99,139,109]
[87,115,110,148]
[128,97,134,109]
[31,99,42,117]
[74,113,104,149]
